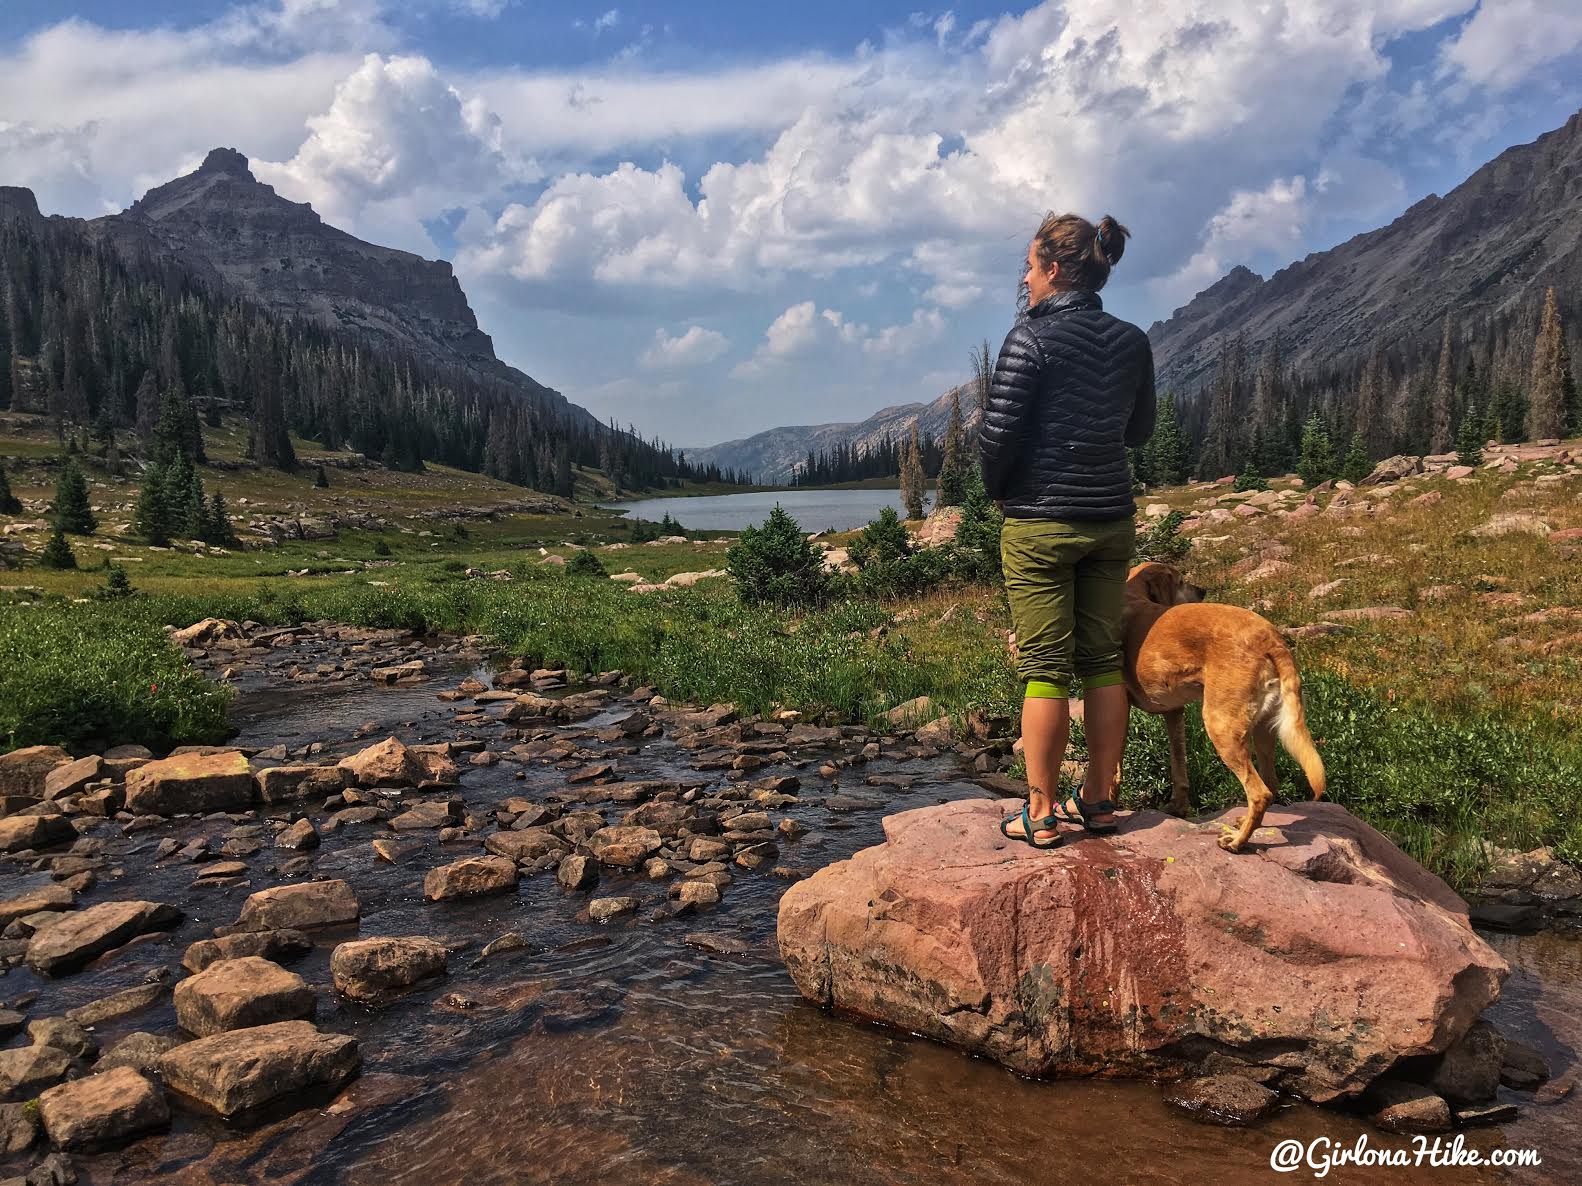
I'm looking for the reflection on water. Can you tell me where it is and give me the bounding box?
[601,489,934,534]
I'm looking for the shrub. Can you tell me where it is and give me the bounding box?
[566,548,607,578]
[0,602,232,753]
[1340,432,1371,484]
[1135,510,1191,565]
[95,563,135,600]
[952,465,1003,581]
[314,463,330,489]
[372,538,392,557]
[726,505,831,607]
[1232,468,1269,493]
[52,458,96,534]
[39,525,77,570]
[848,506,913,569]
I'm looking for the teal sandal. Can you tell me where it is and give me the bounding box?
[1054,794,1120,835]
[1000,803,1062,849]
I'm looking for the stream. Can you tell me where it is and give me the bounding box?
[4,636,1577,1186]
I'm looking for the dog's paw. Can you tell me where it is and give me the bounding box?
[1217,825,1245,852]
[1165,799,1190,818]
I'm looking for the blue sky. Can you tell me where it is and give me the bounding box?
[3,1,1580,448]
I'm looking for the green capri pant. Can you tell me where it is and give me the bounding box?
[1000,515,1136,699]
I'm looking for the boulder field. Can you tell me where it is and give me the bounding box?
[777,799,1508,1104]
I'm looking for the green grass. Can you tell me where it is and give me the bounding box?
[0,600,233,753]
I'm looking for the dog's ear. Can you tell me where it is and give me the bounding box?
[1130,562,1180,605]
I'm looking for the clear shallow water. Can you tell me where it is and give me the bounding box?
[9,641,1575,1186]
[601,489,934,534]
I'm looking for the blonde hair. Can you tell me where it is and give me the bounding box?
[1033,212,1130,292]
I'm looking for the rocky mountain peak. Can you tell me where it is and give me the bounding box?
[1147,106,1582,394]
[0,186,42,226]
[196,147,253,179]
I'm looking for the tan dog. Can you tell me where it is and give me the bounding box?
[1119,562,1326,851]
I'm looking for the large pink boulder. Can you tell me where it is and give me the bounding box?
[777,800,1506,1103]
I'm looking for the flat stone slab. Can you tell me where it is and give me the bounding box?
[38,1066,169,1150]
[26,900,182,976]
[159,1020,359,1118]
[777,800,1507,1103]
[125,751,255,816]
[174,956,316,1035]
[235,880,360,932]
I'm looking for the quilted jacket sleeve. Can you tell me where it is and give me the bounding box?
[1124,337,1157,448]
[979,322,1045,500]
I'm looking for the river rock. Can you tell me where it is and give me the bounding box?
[277,818,320,850]
[331,937,447,1003]
[234,880,359,932]
[485,827,567,864]
[255,764,350,803]
[0,1044,73,1100]
[0,1100,39,1153]
[28,1018,97,1060]
[43,756,103,801]
[1423,1018,1506,1104]
[170,618,241,647]
[777,799,1506,1103]
[1162,1074,1277,1126]
[37,1066,169,1151]
[94,1033,185,1074]
[0,746,72,797]
[423,855,518,901]
[1367,1078,1453,1133]
[0,885,75,929]
[556,853,597,890]
[66,983,167,1028]
[183,928,312,972]
[0,812,74,853]
[587,826,662,868]
[174,956,316,1036]
[159,1020,359,1118]
[26,899,182,976]
[588,897,640,922]
[337,737,427,789]
[124,751,254,816]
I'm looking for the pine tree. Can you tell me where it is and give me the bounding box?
[899,423,926,519]
[953,463,1003,581]
[936,390,967,506]
[0,464,20,515]
[1145,392,1189,486]
[39,524,76,569]
[1529,287,1575,440]
[52,457,96,534]
[1340,432,1370,484]
[1296,415,1335,486]
[1456,405,1485,467]
[969,340,993,414]
[97,562,133,599]
[134,463,171,546]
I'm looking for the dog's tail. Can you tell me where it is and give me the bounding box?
[1272,645,1326,800]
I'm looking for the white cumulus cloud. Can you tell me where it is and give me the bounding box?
[639,325,729,370]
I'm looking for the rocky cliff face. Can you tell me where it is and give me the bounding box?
[1149,109,1582,392]
[96,148,495,365]
[688,385,981,484]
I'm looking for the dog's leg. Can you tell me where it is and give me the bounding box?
[1164,709,1191,817]
[1253,723,1280,799]
[1203,704,1274,853]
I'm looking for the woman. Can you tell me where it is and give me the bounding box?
[980,212,1156,847]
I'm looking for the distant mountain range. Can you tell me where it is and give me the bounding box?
[4,147,594,431]
[685,386,980,485]
[693,108,1582,481]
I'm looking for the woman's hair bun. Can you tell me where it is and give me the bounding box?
[1094,215,1130,268]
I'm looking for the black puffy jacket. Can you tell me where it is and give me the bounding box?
[978,289,1155,520]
